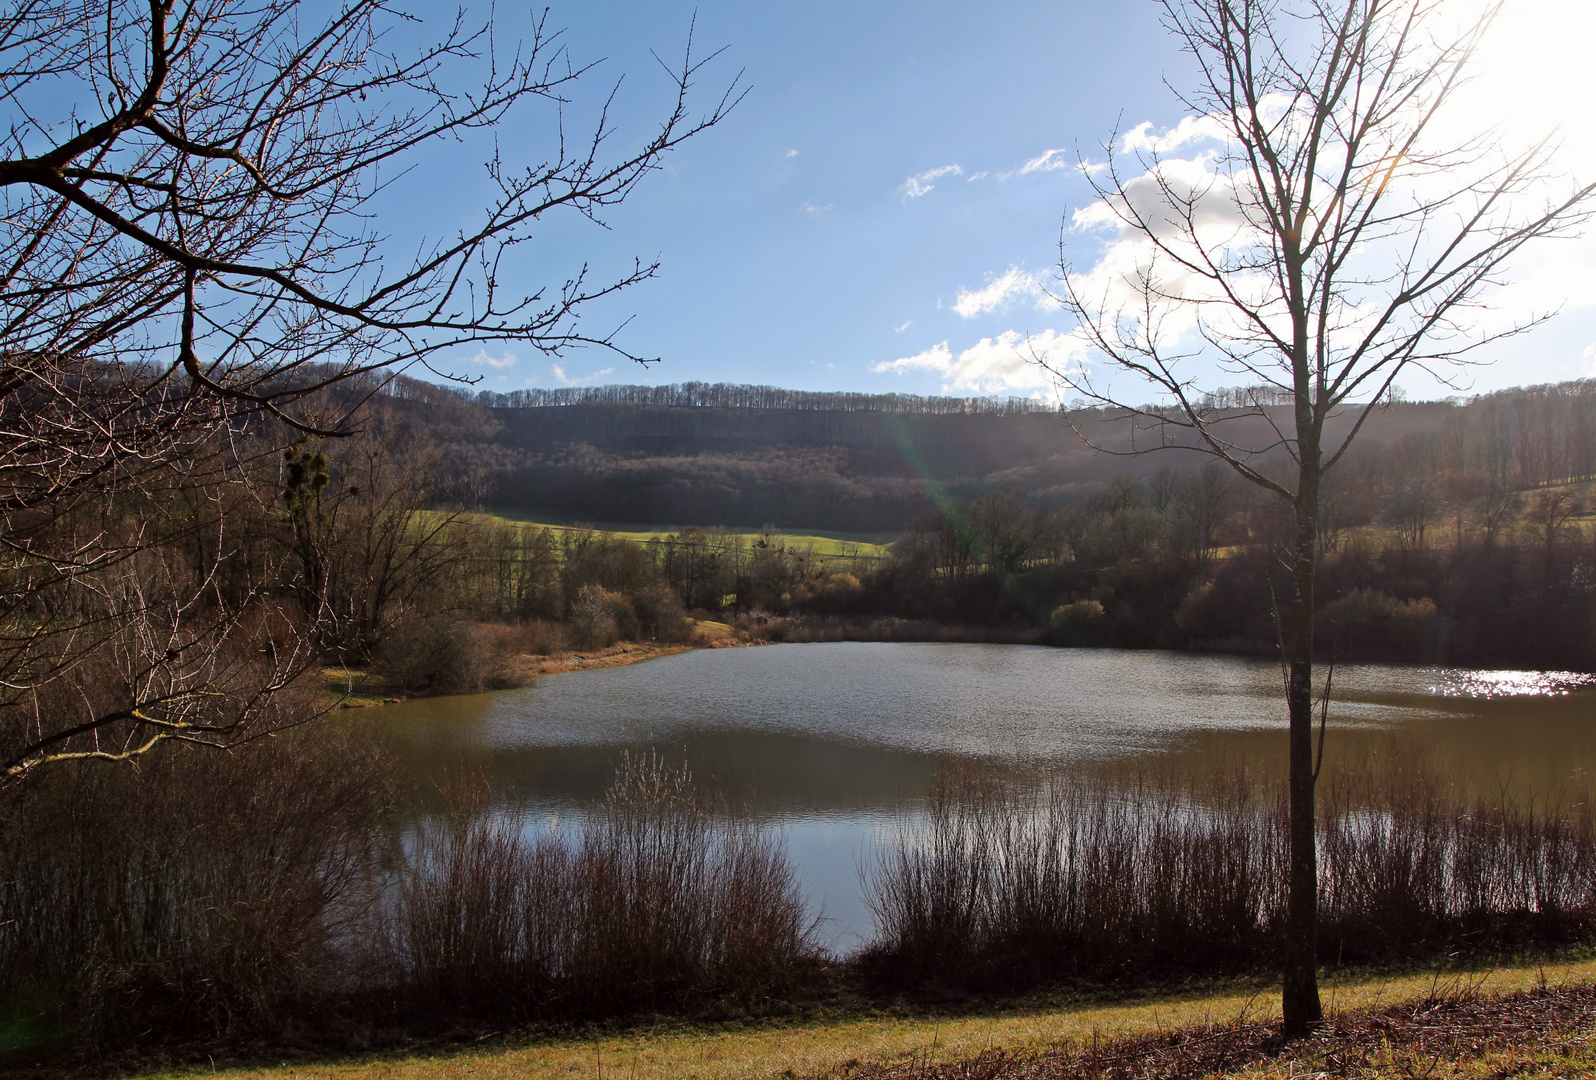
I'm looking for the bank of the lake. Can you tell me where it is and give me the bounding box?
[325,620,752,707]
[120,956,1596,1080]
[10,642,1596,1070]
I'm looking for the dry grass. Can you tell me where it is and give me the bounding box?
[815,978,1596,1079]
[121,958,1596,1080]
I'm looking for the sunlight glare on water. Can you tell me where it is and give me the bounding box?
[1430,669,1596,698]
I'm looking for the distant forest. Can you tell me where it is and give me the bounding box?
[336,374,1596,671]
[384,377,1596,535]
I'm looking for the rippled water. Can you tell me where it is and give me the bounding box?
[379,642,1596,949]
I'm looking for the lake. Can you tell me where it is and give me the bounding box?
[380,642,1596,951]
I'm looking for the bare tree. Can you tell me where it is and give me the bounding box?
[0,1,740,781]
[1038,0,1594,1033]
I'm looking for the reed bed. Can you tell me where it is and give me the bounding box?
[0,748,813,1054]
[0,723,396,1045]
[6,735,1596,1058]
[393,754,814,1019]
[863,763,1596,990]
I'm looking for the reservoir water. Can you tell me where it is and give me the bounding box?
[380,642,1596,951]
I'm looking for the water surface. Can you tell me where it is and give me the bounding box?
[381,643,1596,949]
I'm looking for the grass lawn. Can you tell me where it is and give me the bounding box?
[481,509,897,559]
[130,956,1596,1080]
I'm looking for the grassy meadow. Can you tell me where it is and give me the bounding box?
[481,509,897,560]
[121,956,1596,1080]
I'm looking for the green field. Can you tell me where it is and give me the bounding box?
[482,508,897,559]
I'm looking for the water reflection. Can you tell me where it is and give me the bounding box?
[378,642,1596,948]
[1430,668,1596,698]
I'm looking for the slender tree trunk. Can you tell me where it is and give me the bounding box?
[1282,468,1324,1036]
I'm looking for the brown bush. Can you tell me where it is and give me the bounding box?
[373,615,532,694]
[392,755,815,1019]
[864,763,1596,991]
[0,723,399,1047]
[629,582,691,642]
[1317,588,1438,660]
[524,618,569,656]
[567,585,628,650]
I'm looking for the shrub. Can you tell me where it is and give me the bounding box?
[1317,588,1437,660]
[864,763,1596,992]
[1049,599,1105,646]
[374,615,531,694]
[393,756,814,1019]
[629,582,691,642]
[567,585,627,649]
[524,618,569,656]
[0,725,397,1048]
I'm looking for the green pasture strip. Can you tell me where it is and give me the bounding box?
[479,509,896,558]
[138,956,1596,1080]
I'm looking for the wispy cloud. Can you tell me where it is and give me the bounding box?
[873,329,1084,393]
[798,199,834,217]
[901,164,964,200]
[894,320,913,334]
[953,266,1045,318]
[469,348,517,370]
[1014,147,1109,179]
[552,363,614,387]
[1020,148,1071,174]
[1584,343,1596,375]
[783,148,799,159]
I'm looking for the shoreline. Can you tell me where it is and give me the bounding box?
[326,619,754,707]
[516,639,697,677]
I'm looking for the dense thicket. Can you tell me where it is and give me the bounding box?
[0,751,814,1054]
[865,763,1596,992]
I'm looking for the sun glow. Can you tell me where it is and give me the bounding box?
[1457,0,1596,176]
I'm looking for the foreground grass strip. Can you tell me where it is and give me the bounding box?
[140,958,1596,1080]
[823,982,1596,1079]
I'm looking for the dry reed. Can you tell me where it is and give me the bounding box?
[391,754,815,1020]
[863,762,1596,990]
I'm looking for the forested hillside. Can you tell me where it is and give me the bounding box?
[383,377,1596,534]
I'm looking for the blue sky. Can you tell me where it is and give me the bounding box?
[411,0,1596,401]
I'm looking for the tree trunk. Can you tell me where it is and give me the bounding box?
[1282,473,1324,1036]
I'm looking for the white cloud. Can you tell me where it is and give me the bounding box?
[1120,114,1229,155]
[1020,148,1071,174]
[1583,343,1596,375]
[469,348,517,370]
[953,266,1044,318]
[1063,89,1596,382]
[783,148,799,159]
[894,320,913,333]
[798,199,834,216]
[551,363,613,387]
[873,330,1085,393]
[901,164,964,200]
[877,342,953,379]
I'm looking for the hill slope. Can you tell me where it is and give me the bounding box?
[375,379,1594,533]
